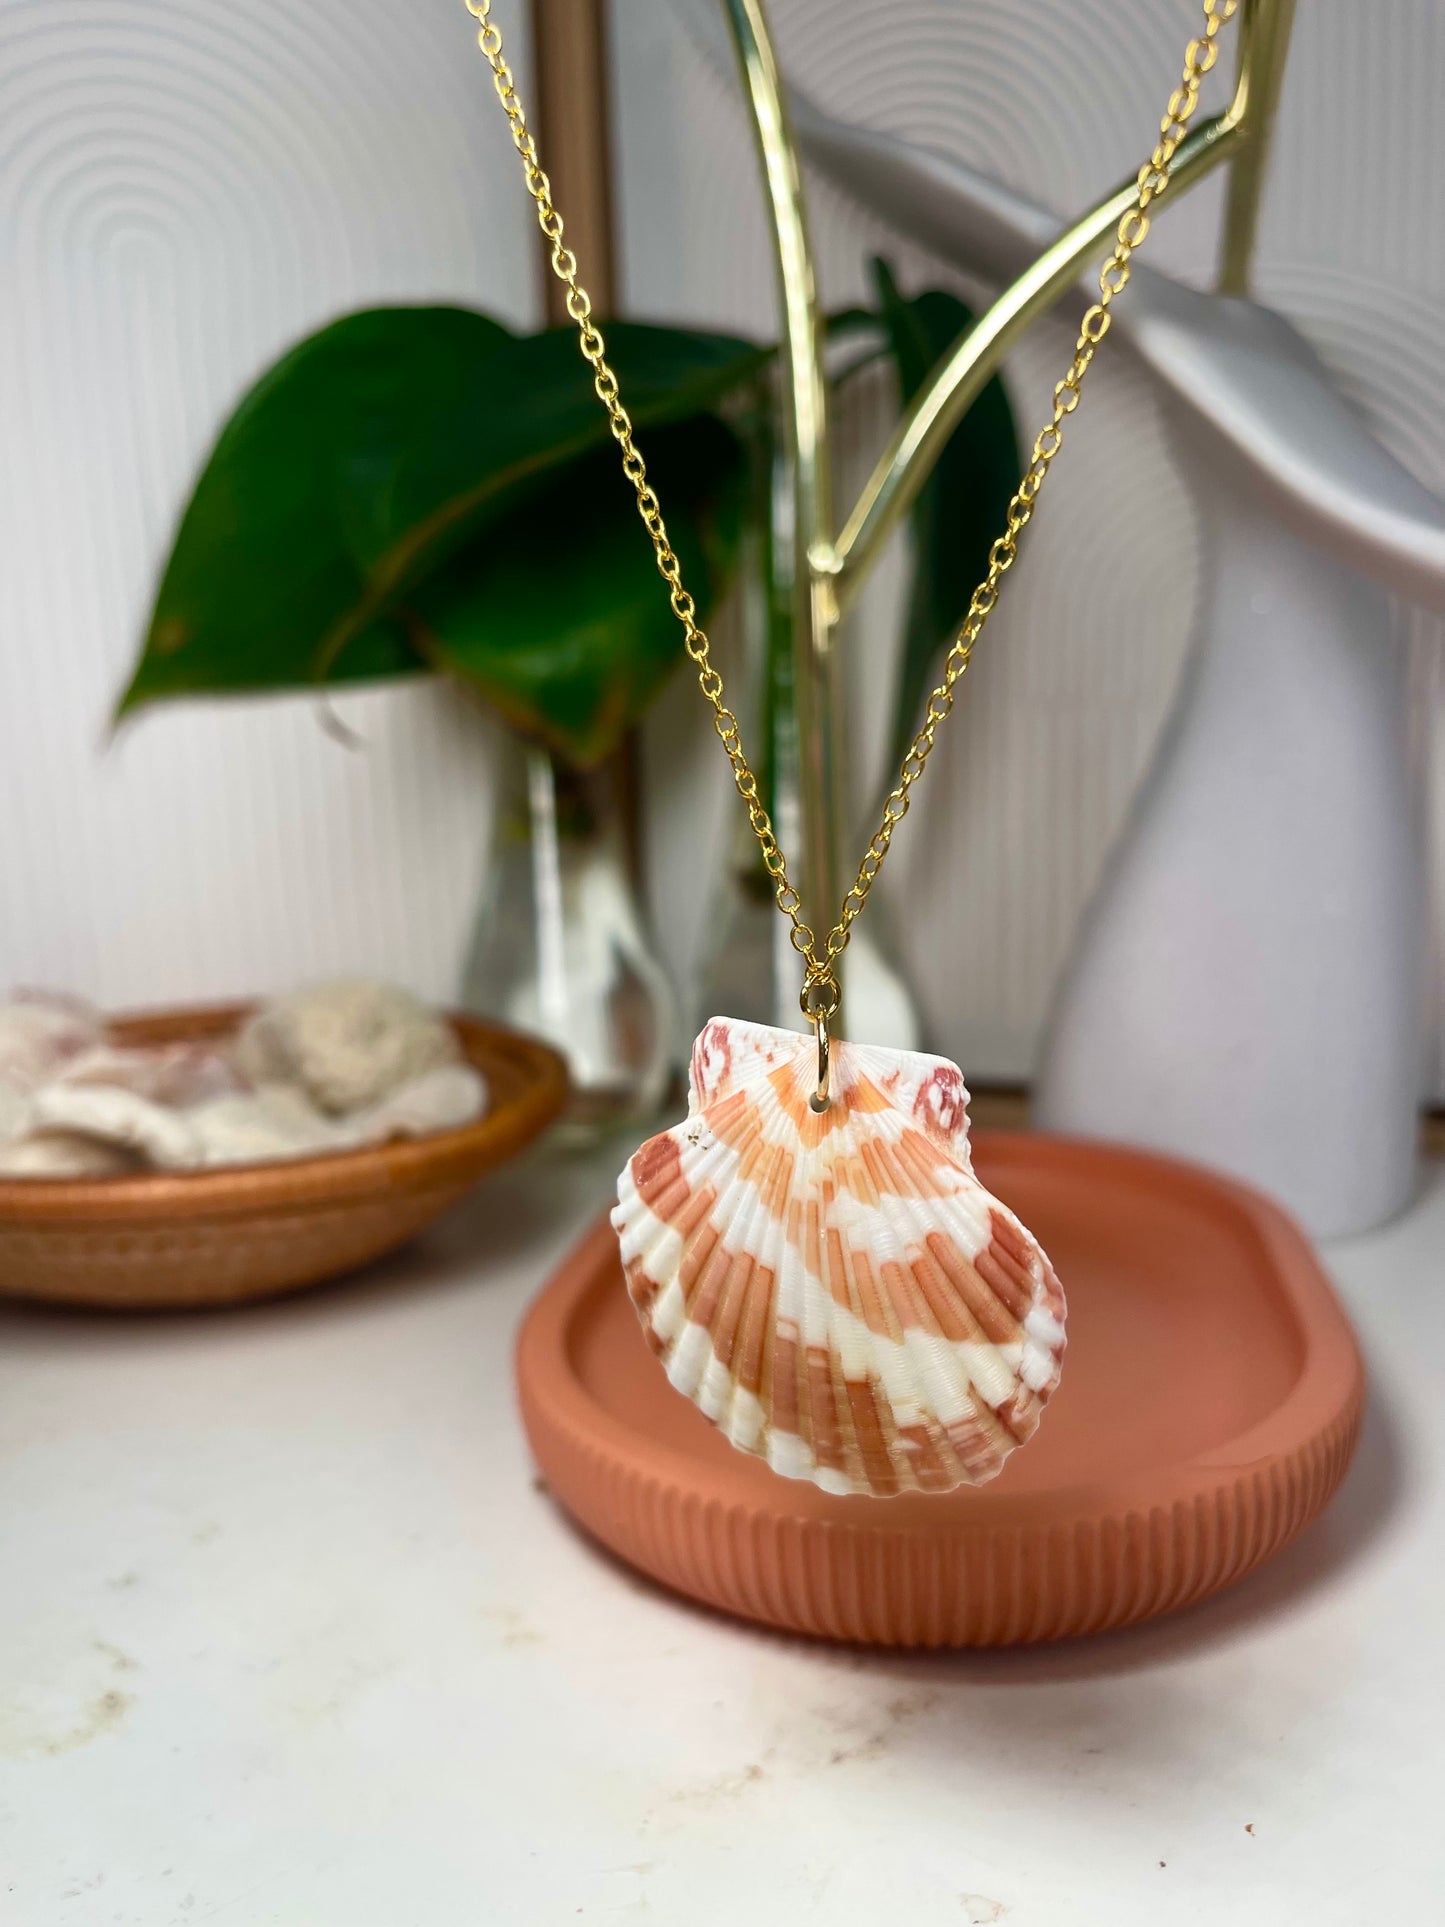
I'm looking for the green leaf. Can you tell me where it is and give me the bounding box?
[118,306,768,716]
[346,322,769,603]
[869,258,1021,776]
[402,416,748,768]
[824,304,881,341]
[121,307,512,710]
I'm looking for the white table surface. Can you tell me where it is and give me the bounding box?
[1,1138,1440,1927]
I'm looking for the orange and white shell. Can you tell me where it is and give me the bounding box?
[612,1017,1066,1498]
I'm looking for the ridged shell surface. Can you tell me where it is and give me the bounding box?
[612,1018,1066,1498]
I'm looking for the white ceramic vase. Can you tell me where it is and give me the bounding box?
[1033,445,1423,1236]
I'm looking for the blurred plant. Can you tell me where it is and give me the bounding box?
[119,306,764,766]
[120,272,1017,776]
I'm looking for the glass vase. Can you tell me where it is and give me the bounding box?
[462,737,673,1142]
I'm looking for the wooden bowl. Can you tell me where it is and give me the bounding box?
[518,1133,1364,1646]
[0,1002,568,1310]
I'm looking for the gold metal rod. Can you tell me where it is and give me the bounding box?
[827,110,1245,607]
[529,0,616,324]
[1218,0,1297,296]
[723,0,843,985]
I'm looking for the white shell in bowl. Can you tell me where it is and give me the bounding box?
[612,1017,1066,1498]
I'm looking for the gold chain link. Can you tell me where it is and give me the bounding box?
[465,0,1237,1022]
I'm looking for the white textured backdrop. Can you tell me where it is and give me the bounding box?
[0,0,536,1007]
[2,0,1442,1095]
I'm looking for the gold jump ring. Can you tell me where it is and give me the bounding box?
[810,1010,831,1114]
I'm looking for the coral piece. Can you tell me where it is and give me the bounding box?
[187,1086,350,1167]
[188,1067,487,1167]
[27,1084,201,1170]
[234,980,462,1116]
[348,1064,489,1142]
[0,993,103,1093]
[0,1129,143,1178]
[58,1042,241,1107]
[0,1085,28,1144]
[612,1018,1066,1498]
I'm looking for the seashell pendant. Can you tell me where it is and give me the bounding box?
[612,1017,1066,1498]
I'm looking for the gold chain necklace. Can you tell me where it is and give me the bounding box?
[465,0,1236,1046]
[469,0,1239,1500]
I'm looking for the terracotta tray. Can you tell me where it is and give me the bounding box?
[0,1003,568,1310]
[517,1133,1364,1646]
